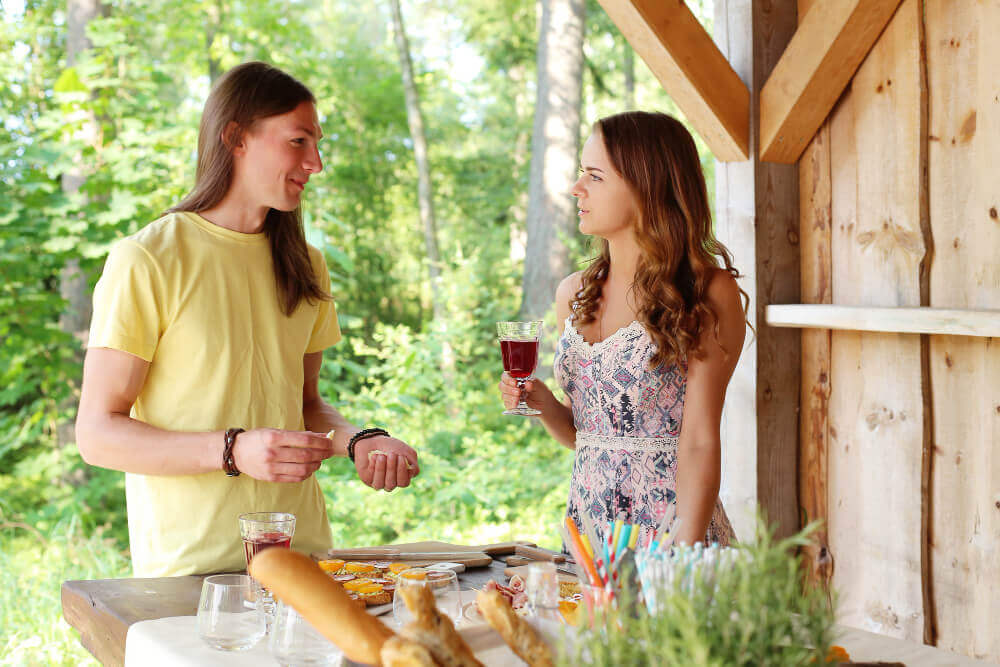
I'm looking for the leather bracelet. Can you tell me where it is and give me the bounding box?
[347,427,389,462]
[223,428,245,477]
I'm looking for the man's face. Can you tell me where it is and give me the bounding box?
[234,101,324,212]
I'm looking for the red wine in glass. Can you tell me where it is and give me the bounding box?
[242,531,291,568]
[500,339,539,379]
[496,321,543,416]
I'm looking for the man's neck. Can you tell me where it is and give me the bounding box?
[198,191,269,234]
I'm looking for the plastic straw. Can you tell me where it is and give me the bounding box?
[564,517,602,586]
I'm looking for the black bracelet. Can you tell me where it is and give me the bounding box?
[347,427,390,462]
[223,428,245,477]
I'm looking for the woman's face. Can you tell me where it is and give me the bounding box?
[232,101,323,212]
[571,132,638,239]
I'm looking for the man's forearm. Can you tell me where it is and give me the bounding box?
[302,399,357,458]
[76,411,224,476]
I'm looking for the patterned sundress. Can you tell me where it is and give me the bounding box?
[554,317,735,546]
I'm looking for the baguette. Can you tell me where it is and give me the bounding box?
[380,636,439,667]
[398,583,483,667]
[476,589,554,667]
[249,548,394,665]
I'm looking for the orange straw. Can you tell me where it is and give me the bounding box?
[565,516,602,586]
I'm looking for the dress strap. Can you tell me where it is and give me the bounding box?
[575,431,678,452]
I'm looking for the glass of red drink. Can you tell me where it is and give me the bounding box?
[238,512,296,572]
[496,320,543,416]
[238,511,295,629]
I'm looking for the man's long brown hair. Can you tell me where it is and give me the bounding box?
[571,111,749,369]
[168,61,328,316]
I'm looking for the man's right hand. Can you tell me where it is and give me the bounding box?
[232,429,336,483]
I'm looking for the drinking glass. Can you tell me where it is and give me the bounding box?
[269,600,343,666]
[392,568,462,627]
[497,320,542,416]
[525,561,559,616]
[239,511,295,627]
[197,574,265,651]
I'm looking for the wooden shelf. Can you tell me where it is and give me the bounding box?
[765,304,1000,337]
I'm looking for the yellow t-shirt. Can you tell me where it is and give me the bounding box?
[88,211,342,576]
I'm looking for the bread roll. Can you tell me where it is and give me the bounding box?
[380,636,439,667]
[476,589,554,667]
[249,548,394,665]
[398,584,482,667]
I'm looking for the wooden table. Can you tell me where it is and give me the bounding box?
[63,557,995,667]
[62,558,510,666]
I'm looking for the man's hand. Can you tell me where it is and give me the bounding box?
[353,436,420,492]
[232,428,336,482]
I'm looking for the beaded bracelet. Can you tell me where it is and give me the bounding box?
[347,427,390,462]
[223,428,245,477]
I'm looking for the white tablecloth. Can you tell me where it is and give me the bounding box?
[124,615,536,667]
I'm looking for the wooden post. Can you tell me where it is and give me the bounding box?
[714,0,801,541]
[798,0,834,591]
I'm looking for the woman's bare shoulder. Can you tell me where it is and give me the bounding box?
[555,271,585,331]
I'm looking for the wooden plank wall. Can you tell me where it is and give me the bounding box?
[804,0,999,659]
[826,0,926,643]
[924,0,1000,660]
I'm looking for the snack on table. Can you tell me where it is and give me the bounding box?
[381,636,439,667]
[398,582,483,667]
[248,548,394,665]
[476,589,554,667]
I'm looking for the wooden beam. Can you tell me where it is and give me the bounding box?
[767,305,1000,337]
[760,0,903,163]
[597,0,750,161]
[714,0,800,542]
[796,0,833,588]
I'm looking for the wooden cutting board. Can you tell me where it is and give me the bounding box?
[313,540,536,569]
[503,564,578,583]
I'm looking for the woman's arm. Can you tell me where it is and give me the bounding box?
[302,351,419,491]
[674,270,747,545]
[76,347,335,481]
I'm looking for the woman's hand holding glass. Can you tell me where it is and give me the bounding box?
[498,372,556,416]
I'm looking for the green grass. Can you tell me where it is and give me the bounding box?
[1,519,129,666]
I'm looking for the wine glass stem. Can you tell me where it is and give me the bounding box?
[516,378,529,408]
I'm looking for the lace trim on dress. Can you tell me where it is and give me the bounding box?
[575,431,679,452]
[562,317,647,356]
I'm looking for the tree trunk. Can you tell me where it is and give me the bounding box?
[59,0,104,448]
[388,0,444,323]
[623,42,636,111]
[520,0,585,322]
[508,63,530,264]
[205,0,223,83]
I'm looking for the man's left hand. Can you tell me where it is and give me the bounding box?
[353,436,420,491]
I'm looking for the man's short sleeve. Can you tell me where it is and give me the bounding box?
[88,240,165,362]
[306,248,342,353]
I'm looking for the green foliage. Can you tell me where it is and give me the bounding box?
[2,0,722,662]
[559,521,836,666]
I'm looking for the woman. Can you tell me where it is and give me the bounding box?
[76,62,419,577]
[500,111,747,546]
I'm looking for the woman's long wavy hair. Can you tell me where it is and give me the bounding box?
[167,61,328,316]
[571,111,750,369]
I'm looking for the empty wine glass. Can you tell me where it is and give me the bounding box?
[392,568,462,627]
[197,574,265,651]
[269,600,343,666]
[497,320,542,416]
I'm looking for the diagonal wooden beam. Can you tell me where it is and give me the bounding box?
[597,0,750,162]
[760,0,903,163]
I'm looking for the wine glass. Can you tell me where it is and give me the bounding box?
[496,320,542,416]
[269,600,343,666]
[239,511,295,628]
[197,574,266,651]
[392,568,462,627]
